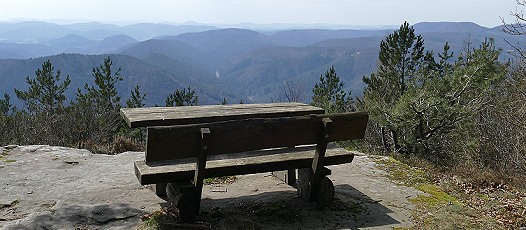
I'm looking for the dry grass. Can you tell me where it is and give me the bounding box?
[112,135,144,153]
[380,154,526,229]
[203,176,237,185]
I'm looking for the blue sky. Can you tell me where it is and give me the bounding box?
[0,0,520,28]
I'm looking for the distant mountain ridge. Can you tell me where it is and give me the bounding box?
[0,21,521,107]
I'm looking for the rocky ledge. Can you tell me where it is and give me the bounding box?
[0,145,165,229]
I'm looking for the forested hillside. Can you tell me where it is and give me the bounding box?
[0,54,241,106]
[0,21,521,105]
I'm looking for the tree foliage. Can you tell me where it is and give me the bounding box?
[84,56,123,111]
[363,22,435,151]
[165,86,198,107]
[126,85,146,108]
[312,66,353,114]
[363,22,508,165]
[0,56,203,153]
[73,56,124,149]
[0,93,12,116]
[14,60,71,115]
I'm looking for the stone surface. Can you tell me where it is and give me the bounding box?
[0,145,165,229]
[198,153,423,229]
[1,146,422,229]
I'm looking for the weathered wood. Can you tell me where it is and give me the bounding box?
[319,112,369,140]
[309,118,332,202]
[145,112,368,162]
[166,181,196,223]
[297,167,331,201]
[121,102,325,128]
[135,147,354,185]
[152,183,167,197]
[122,103,368,221]
[193,128,210,214]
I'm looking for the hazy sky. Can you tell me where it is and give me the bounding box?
[0,0,520,28]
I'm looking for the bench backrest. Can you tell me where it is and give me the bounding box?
[145,112,368,162]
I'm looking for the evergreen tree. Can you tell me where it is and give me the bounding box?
[363,22,508,160]
[72,56,124,148]
[123,85,147,145]
[126,85,146,108]
[312,66,353,114]
[165,86,198,107]
[363,22,435,151]
[85,56,123,111]
[14,60,71,114]
[0,93,12,116]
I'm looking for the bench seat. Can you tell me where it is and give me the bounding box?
[135,146,355,185]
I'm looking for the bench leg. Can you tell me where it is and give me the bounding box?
[297,168,311,200]
[166,181,197,223]
[297,167,334,208]
[310,118,332,202]
[153,183,167,197]
[272,169,297,186]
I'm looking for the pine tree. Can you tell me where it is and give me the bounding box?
[312,66,353,114]
[85,56,123,111]
[14,60,71,114]
[72,56,124,148]
[126,85,146,108]
[165,86,198,107]
[0,93,12,116]
[363,22,435,151]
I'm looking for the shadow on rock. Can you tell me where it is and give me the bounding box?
[6,203,147,230]
[333,184,400,228]
[192,184,400,229]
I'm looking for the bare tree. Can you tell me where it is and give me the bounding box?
[279,78,306,102]
[501,0,526,58]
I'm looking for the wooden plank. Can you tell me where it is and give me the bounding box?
[121,102,325,128]
[319,112,369,140]
[134,147,355,185]
[146,115,321,161]
[145,112,368,162]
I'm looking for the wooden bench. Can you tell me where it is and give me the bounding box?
[121,103,368,222]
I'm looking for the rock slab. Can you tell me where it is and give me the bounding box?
[0,145,165,230]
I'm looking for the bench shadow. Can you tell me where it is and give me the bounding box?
[198,183,401,229]
[6,203,149,230]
